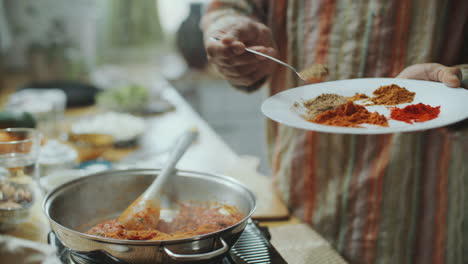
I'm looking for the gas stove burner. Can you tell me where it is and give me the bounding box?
[69,250,128,264]
[67,252,232,264]
[67,250,232,264]
[48,220,287,264]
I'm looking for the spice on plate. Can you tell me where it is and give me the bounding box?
[365,84,415,105]
[347,93,369,101]
[312,101,388,127]
[302,93,348,120]
[389,103,440,124]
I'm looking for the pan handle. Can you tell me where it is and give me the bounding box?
[164,237,229,261]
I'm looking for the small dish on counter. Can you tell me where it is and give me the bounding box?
[96,84,150,113]
[96,84,174,115]
[38,139,78,177]
[70,112,145,147]
[67,133,114,162]
[5,89,66,138]
[0,181,34,231]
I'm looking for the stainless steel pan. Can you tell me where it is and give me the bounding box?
[43,169,256,264]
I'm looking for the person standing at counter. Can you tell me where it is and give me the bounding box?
[201,1,467,264]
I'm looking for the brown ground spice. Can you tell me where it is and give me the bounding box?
[347,93,369,101]
[365,84,415,105]
[312,101,388,127]
[302,93,348,120]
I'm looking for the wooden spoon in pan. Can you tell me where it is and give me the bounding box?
[118,127,199,230]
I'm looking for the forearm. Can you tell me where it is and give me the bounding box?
[202,0,266,39]
[201,11,251,40]
[203,1,264,21]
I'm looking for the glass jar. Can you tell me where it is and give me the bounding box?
[0,128,41,231]
[6,89,66,139]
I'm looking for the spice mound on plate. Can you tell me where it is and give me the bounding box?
[302,93,347,120]
[390,103,440,124]
[365,84,415,105]
[312,101,388,127]
[347,93,369,101]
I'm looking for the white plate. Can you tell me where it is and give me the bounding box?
[71,112,146,142]
[261,78,468,134]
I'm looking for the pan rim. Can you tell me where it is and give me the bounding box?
[42,168,257,245]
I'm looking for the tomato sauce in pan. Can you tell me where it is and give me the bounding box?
[87,203,244,241]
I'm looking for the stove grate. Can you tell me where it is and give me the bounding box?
[49,220,287,264]
[227,221,287,264]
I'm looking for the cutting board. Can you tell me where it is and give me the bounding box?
[223,156,290,220]
[270,224,348,264]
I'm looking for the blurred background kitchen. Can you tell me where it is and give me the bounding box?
[0,0,270,174]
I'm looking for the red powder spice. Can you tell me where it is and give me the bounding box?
[389,103,440,124]
[312,101,388,127]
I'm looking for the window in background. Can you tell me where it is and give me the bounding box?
[0,0,168,81]
[1,0,100,80]
[97,0,165,65]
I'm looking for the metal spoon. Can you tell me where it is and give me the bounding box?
[209,37,329,83]
[118,127,198,230]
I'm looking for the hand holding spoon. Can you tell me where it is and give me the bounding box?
[118,128,199,230]
[209,37,329,83]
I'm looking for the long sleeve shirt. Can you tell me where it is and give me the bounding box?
[203,1,468,263]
